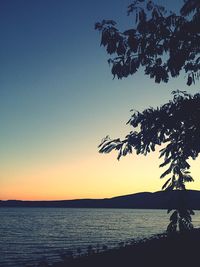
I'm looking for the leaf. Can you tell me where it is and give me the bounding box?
[167,208,173,214]
[117,148,122,160]
[107,40,117,54]
[189,210,195,215]
[99,143,116,153]
[150,143,155,151]
[117,41,126,56]
[160,166,172,178]
[170,211,178,223]
[187,75,192,86]
[183,175,194,182]
[167,221,177,233]
[162,178,171,190]
[159,157,172,167]
[98,135,110,148]
[147,1,153,11]
[165,183,175,191]
[159,146,170,159]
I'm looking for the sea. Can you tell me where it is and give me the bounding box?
[1,208,200,267]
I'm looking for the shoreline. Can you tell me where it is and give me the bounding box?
[39,229,200,267]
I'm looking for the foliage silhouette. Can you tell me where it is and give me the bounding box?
[96,0,200,232]
[95,0,200,86]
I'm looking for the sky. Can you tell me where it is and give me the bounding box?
[1,0,200,201]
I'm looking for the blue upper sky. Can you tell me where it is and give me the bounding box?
[1,0,199,200]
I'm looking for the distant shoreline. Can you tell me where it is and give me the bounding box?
[1,190,200,209]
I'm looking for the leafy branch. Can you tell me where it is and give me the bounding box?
[95,0,200,85]
[99,91,200,192]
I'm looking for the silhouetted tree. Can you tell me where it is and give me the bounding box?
[95,0,200,85]
[96,0,200,232]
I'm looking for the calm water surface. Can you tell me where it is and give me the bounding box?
[1,208,200,267]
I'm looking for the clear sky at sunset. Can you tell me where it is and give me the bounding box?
[1,0,200,200]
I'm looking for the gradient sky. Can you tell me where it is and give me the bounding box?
[1,0,200,200]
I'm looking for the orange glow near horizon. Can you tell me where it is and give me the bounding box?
[1,150,200,201]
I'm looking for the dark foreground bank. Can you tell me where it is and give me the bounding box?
[45,229,200,267]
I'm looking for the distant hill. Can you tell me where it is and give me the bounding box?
[1,190,200,209]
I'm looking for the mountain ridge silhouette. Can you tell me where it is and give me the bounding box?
[1,190,200,209]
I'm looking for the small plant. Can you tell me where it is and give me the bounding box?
[102,244,108,251]
[96,243,100,253]
[87,245,94,255]
[118,241,125,248]
[167,208,195,233]
[60,249,74,261]
[77,247,82,256]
